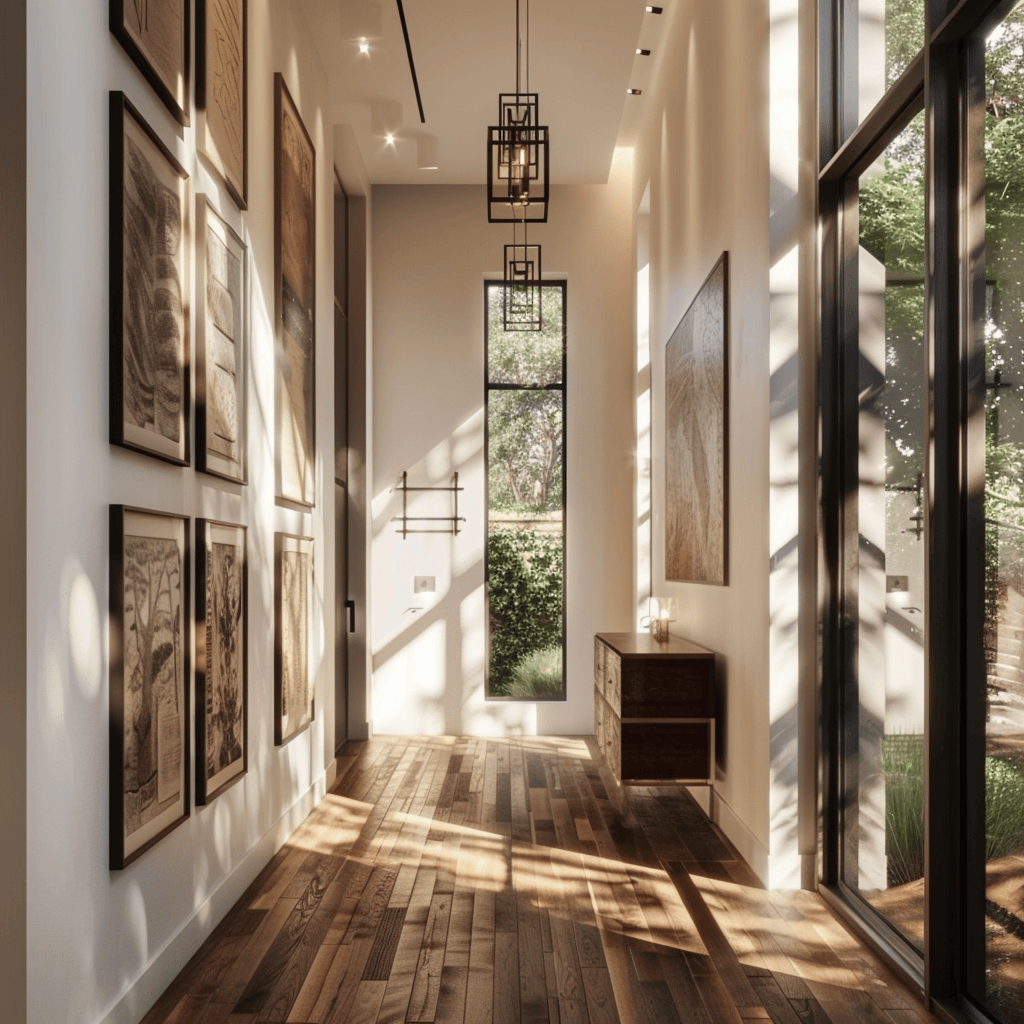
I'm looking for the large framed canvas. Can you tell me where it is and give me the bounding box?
[109,505,190,869]
[196,195,247,482]
[197,0,247,209]
[274,532,314,745]
[110,92,190,466]
[274,74,317,507]
[665,252,729,585]
[196,519,247,804]
[110,0,190,126]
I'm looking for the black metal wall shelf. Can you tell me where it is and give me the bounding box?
[391,471,466,538]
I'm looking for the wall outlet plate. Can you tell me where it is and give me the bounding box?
[886,575,909,593]
[414,576,435,593]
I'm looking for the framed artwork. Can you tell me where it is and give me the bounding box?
[109,505,190,869]
[665,251,729,585]
[274,73,317,507]
[197,0,248,209]
[196,519,247,804]
[110,92,190,466]
[196,195,248,482]
[274,532,314,745]
[110,0,190,127]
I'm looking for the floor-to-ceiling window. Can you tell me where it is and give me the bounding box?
[484,281,566,700]
[821,0,1024,1018]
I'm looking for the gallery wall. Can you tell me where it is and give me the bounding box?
[25,2,339,1021]
[369,163,635,737]
[629,0,777,879]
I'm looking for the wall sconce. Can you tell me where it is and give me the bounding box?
[649,596,677,641]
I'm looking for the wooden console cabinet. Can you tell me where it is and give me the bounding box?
[594,632,715,784]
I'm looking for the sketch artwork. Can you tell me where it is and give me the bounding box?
[111,506,189,867]
[198,520,246,802]
[275,75,316,506]
[112,95,189,465]
[275,533,313,744]
[112,0,189,124]
[197,198,246,482]
[199,0,247,206]
[665,253,728,585]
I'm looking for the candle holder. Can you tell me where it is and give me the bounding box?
[649,596,677,642]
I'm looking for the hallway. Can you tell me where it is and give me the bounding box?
[140,736,939,1024]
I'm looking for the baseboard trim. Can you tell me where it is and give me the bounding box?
[711,790,770,885]
[99,769,329,1024]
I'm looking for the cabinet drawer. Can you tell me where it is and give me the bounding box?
[620,721,710,781]
[594,637,606,698]
[620,660,713,718]
[604,650,621,712]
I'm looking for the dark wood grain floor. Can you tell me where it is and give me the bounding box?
[140,736,941,1024]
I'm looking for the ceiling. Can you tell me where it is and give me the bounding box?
[292,0,659,186]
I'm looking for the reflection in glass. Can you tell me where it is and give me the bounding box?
[854,0,924,125]
[486,285,565,699]
[980,7,1024,1018]
[843,110,926,951]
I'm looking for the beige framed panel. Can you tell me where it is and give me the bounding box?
[274,532,314,745]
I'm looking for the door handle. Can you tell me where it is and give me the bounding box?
[345,599,356,633]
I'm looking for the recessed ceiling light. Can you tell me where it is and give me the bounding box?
[359,37,369,54]
[646,5,663,12]
[385,132,395,145]
[636,48,651,55]
[627,88,642,95]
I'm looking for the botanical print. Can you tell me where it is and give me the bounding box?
[202,0,246,205]
[199,202,245,480]
[665,254,727,585]
[122,526,184,845]
[276,77,315,505]
[121,106,187,459]
[203,534,244,793]
[122,0,186,114]
[276,534,313,744]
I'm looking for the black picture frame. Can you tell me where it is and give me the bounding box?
[196,0,248,209]
[196,195,248,483]
[274,532,314,745]
[195,519,247,805]
[109,504,190,869]
[274,73,317,508]
[110,91,191,466]
[110,0,190,127]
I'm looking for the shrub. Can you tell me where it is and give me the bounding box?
[507,646,563,700]
[487,528,562,696]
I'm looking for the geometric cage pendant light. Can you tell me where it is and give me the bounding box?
[487,0,550,223]
[502,214,543,331]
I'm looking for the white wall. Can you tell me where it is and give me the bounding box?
[630,0,778,879]
[369,157,635,736]
[25,2,338,1021]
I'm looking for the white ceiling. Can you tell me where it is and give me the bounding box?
[293,0,657,185]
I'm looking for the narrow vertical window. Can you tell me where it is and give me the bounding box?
[485,282,566,700]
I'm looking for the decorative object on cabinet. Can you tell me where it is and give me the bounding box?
[197,0,247,208]
[594,632,715,784]
[665,251,728,585]
[649,596,677,641]
[109,505,190,868]
[110,92,190,466]
[274,73,317,507]
[391,471,466,538]
[195,519,247,804]
[110,0,190,126]
[196,195,248,483]
[275,532,314,744]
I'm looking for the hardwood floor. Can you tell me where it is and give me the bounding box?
[140,736,941,1024]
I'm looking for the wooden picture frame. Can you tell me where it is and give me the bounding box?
[274,74,317,507]
[196,519,247,804]
[274,532,314,745]
[665,252,729,585]
[110,92,190,466]
[196,195,248,482]
[110,0,190,127]
[110,505,190,869]
[196,0,248,209]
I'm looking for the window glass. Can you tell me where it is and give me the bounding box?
[853,0,925,124]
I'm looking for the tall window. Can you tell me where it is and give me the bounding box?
[484,282,566,700]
